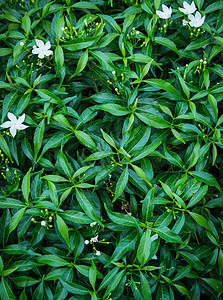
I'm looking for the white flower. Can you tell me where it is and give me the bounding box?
[188,11,205,27]
[95,250,101,256]
[32,39,53,59]
[61,27,65,31]
[90,235,98,243]
[41,221,46,226]
[182,19,188,26]
[148,229,158,242]
[156,4,172,19]
[90,222,97,227]
[20,42,24,46]
[152,255,158,260]
[179,1,196,15]
[1,113,28,138]
[84,240,89,245]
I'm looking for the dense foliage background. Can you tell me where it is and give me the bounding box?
[0,0,223,299]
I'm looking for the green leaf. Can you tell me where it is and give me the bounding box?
[60,278,89,295]
[59,210,92,224]
[21,168,31,204]
[83,151,114,162]
[136,112,170,129]
[75,189,102,226]
[189,212,212,231]
[55,45,64,72]
[0,277,16,300]
[190,171,222,192]
[142,188,155,221]
[0,198,26,209]
[36,255,68,267]
[137,229,151,265]
[144,79,182,97]
[113,166,129,201]
[34,119,45,161]
[155,37,180,56]
[131,141,162,162]
[101,129,117,148]
[21,13,31,35]
[2,92,18,122]
[71,49,88,77]
[56,215,70,248]
[153,226,184,244]
[0,134,13,162]
[98,104,130,116]
[187,185,208,208]
[105,203,137,227]
[9,207,26,234]
[74,130,96,150]
[71,1,99,10]
[89,261,97,289]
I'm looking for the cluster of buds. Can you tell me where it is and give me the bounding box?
[188,27,205,38]
[31,209,54,229]
[177,63,189,80]
[61,19,105,41]
[84,235,101,256]
[159,20,173,34]
[107,71,125,95]
[194,58,207,74]
[127,27,141,48]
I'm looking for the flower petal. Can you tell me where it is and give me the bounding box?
[16,124,28,130]
[1,121,12,128]
[10,126,17,137]
[35,39,44,48]
[44,41,51,50]
[156,10,166,19]
[17,114,25,125]
[38,51,45,59]
[32,48,40,55]
[7,112,17,123]
[44,50,53,57]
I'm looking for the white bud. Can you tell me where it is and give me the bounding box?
[136,31,139,35]
[85,240,89,245]
[41,221,46,226]
[20,42,24,46]
[112,71,116,75]
[200,59,203,63]
[61,27,65,31]
[95,250,101,256]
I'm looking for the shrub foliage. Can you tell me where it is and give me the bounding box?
[0,0,223,299]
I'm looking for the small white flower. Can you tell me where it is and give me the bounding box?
[32,39,53,59]
[20,42,24,46]
[148,229,158,242]
[61,27,65,31]
[41,220,46,226]
[108,174,112,179]
[1,113,29,138]
[95,250,101,256]
[112,71,116,75]
[179,1,196,15]
[84,240,89,245]
[188,11,205,27]
[152,255,158,260]
[136,31,139,35]
[127,212,132,216]
[90,235,98,243]
[90,222,97,227]
[182,19,188,26]
[156,4,172,19]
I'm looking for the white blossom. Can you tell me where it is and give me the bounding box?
[148,229,158,242]
[1,113,28,138]
[95,250,101,256]
[152,255,158,260]
[90,222,97,227]
[90,235,98,243]
[41,221,46,226]
[156,5,172,19]
[84,240,89,245]
[32,39,53,59]
[182,19,188,26]
[188,11,205,27]
[20,42,24,46]
[179,1,196,15]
